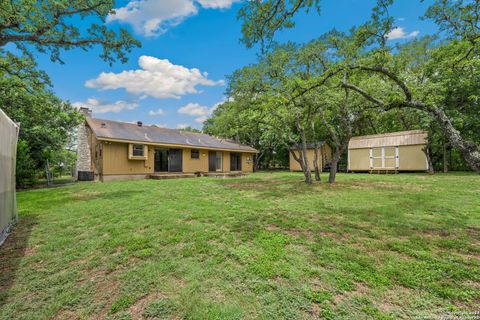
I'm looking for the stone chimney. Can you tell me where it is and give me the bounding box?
[75,108,92,180]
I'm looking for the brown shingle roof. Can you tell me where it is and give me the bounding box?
[86,118,258,153]
[348,130,427,149]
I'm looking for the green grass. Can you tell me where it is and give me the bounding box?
[1,172,479,319]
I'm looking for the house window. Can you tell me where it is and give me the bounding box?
[132,144,144,157]
[191,149,200,159]
[129,144,148,160]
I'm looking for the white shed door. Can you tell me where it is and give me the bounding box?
[370,147,399,169]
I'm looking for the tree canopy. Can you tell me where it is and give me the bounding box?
[0,0,141,186]
[207,0,480,182]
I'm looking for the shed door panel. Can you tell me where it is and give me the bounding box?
[372,148,382,157]
[385,158,396,168]
[372,158,383,168]
[384,147,396,157]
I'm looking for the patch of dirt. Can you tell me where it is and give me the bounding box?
[333,282,370,305]
[374,285,421,316]
[128,292,165,320]
[86,270,121,320]
[311,303,321,317]
[52,309,81,320]
[223,180,290,190]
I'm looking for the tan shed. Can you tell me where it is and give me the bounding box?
[348,130,429,172]
[289,143,332,172]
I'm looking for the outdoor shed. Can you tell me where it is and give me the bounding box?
[348,130,428,172]
[289,142,332,172]
[0,108,19,246]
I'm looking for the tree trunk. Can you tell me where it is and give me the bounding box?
[423,146,434,174]
[428,106,480,173]
[443,139,448,173]
[254,152,264,172]
[329,150,341,183]
[313,144,321,181]
[289,148,312,185]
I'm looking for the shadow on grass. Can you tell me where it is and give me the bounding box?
[0,215,37,307]
[217,177,317,199]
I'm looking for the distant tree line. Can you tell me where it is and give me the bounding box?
[205,0,480,184]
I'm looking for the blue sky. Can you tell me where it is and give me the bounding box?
[33,0,437,129]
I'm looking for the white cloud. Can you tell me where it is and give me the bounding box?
[73,98,139,114]
[397,17,405,22]
[178,102,210,116]
[386,27,419,40]
[176,123,190,129]
[195,116,208,123]
[197,0,239,9]
[177,99,225,124]
[148,108,165,116]
[107,0,239,37]
[85,56,224,99]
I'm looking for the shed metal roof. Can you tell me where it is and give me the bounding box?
[86,118,258,153]
[348,130,427,149]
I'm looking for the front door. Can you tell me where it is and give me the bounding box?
[168,149,183,172]
[154,149,168,172]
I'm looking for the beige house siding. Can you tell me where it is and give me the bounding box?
[182,148,209,172]
[102,142,153,175]
[241,153,254,172]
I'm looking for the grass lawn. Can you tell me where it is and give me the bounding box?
[1,172,479,319]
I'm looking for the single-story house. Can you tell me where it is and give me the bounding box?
[289,142,332,172]
[76,108,258,181]
[348,130,429,172]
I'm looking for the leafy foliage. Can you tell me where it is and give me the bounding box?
[0,0,141,185]
[0,54,81,187]
[230,0,480,173]
[0,0,141,64]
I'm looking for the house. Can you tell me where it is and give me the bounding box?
[348,130,429,172]
[76,108,258,181]
[0,108,19,246]
[289,142,332,172]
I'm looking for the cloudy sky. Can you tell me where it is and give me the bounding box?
[35,0,437,129]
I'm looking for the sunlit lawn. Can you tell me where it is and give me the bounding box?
[1,172,479,319]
